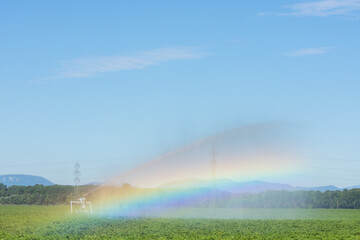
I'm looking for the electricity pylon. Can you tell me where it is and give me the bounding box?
[211,143,217,181]
[74,161,80,199]
[211,143,217,208]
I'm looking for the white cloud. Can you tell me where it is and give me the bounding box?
[56,47,204,79]
[281,0,360,17]
[286,47,331,57]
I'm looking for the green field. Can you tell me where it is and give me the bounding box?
[1,205,360,239]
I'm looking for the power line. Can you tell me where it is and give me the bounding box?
[301,156,360,162]
[303,165,360,172]
[0,155,146,168]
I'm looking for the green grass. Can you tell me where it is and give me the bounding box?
[1,205,360,239]
[125,207,360,220]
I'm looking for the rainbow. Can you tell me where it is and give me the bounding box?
[86,125,302,217]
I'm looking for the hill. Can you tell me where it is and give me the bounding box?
[161,179,342,193]
[0,174,54,186]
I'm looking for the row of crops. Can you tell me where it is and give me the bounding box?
[1,205,360,239]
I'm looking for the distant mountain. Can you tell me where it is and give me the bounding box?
[86,181,104,186]
[1,174,355,192]
[0,174,54,186]
[161,178,213,188]
[161,179,351,193]
[219,180,294,193]
[161,179,293,193]
[295,185,340,192]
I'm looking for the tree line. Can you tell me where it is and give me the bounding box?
[216,188,360,209]
[1,183,360,209]
[0,184,94,205]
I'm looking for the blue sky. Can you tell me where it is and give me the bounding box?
[0,0,359,186]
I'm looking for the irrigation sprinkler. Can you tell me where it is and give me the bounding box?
[70,197,93,214]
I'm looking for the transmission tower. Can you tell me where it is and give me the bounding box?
[70,161,93,214]
[211,143,217,181]
[210,143,217,208]
[74,161,81,199]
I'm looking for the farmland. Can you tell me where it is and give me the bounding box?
[1,206,360,239]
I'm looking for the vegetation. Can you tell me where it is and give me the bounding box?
[218,189,360,209]
[2,183,360,209]
[0,184,94,205]
[1,205,360,239]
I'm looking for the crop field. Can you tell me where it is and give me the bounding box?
[1,205,360,239]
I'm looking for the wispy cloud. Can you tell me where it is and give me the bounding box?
[281,0,360,17]
[286,47,331,57]
[54,47,204,79]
